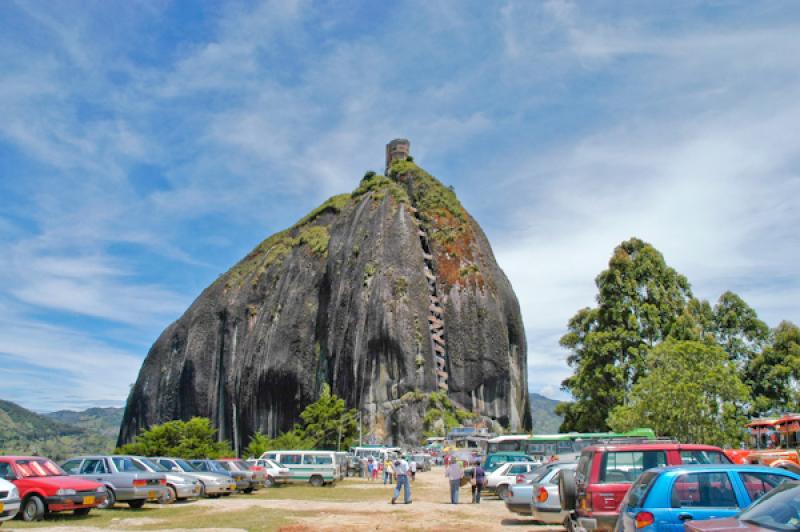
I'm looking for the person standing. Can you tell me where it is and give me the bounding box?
[391,458,412,504]
[367,458,375,481]
[409,457,417,482]
[471,459,486,503]
[445,459,464,504]
[383,458,393,485]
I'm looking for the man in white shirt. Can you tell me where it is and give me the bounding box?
[391,458,412,504]
[445,459,464,504]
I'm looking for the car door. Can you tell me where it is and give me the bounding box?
[80,458,112,485]
[661,471,742,531]
[734,470,795,505]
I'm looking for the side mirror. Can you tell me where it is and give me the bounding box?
[171,467,180,473]
[4,473,17,482]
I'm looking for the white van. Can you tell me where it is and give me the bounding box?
[351,446,401,462]
[259,451,338,486]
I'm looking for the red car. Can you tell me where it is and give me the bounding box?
[0,456,107,522]
[560,442,731,532]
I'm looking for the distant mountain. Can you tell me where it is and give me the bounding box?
[0,400,122,461]
[529,392,564,434]
[45,407,123,439]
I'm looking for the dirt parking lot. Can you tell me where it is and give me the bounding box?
[7,467,564,531]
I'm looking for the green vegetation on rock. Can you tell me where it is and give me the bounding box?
[419,391,476,438]
[351,173,409,204]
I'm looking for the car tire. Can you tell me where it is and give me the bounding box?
[496,484,510,500]
[559,469,578,511]
[197,482,206,498]
[265,476,275,488]
[243,487,254,494]
[21,495,45,522]
[128,499,146,509]
[160,486,177,504]
[98,488,116,509]
[310,475,324,487]
[564,517,576,532]
[74,508,91,516]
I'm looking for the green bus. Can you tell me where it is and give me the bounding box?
[486,428,656,457]
[523,428,656,459]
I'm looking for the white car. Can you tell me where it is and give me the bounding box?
[246,459,291,487]
[0,477,21,523]
[487,461,540,500]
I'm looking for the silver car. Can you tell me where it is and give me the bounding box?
[247,458,291,487]
[188,460,252,494]
[154,457,234,497]
[505,483,534,516]
[127,457,201,503]
[216,459,265,490]
[61,456,167,509]
[531,462,578,525]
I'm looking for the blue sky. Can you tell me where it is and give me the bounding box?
[1,1,798,412]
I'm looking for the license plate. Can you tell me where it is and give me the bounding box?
[148,490,157,500]
[0,503,4,512]
[82,496,95,505]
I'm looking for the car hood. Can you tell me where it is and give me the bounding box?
[32,476,102,491]
[686,517,766,532]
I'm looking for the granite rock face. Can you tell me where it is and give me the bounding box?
[118,162,530,448]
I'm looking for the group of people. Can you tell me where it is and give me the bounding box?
[367,453,487,506]
[365,456,418,486]
[445,456,486,504]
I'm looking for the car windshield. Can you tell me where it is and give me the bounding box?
[217,461,235,471]
[265,459,281,469]
[15,459,65,478]
[738,481,800,531]
[233,460,251,470]
[137,458,169,472]
[175,459,196,472]
[209,461,228,473]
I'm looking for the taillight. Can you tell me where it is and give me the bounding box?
[515,475,526,484]
[635,511,654,529]
[133,479,146,487]
[159,479,167,486]
[537,487,548,503]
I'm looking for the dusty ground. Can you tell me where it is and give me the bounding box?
[6,467,564,531]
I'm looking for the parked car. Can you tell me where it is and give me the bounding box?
[153,457,235,497]
[259,451,339,487]
[560,442,731,532]
[246,459,291,487]
[0,456,105,521]
[504,463,557,516]
[532,462,579,526]
[0,469,21,523]
[61,455,167,509]
[217,459,265,490]
[484,452,536,473]
[488,461,541,499]
[188,460,252,493]
[126,457,202,503]
[686,480,800,532]
[617,464,800,532]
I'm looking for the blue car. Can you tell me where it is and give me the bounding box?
[617,464,800,532]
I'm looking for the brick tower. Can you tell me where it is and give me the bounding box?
[385,138,410,174]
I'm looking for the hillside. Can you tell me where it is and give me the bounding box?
[0,400,121,461]
[529,392,564,434]
[45,407,123,439]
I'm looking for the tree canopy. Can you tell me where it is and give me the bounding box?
[608,340,749,447]
[558,238,694,431]
[558,236,794,437]
[116,417,232,458]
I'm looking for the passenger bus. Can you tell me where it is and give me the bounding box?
[350,445,401,462]
[486,428,657,457]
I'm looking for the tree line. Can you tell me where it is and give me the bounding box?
[556,237,799,447]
